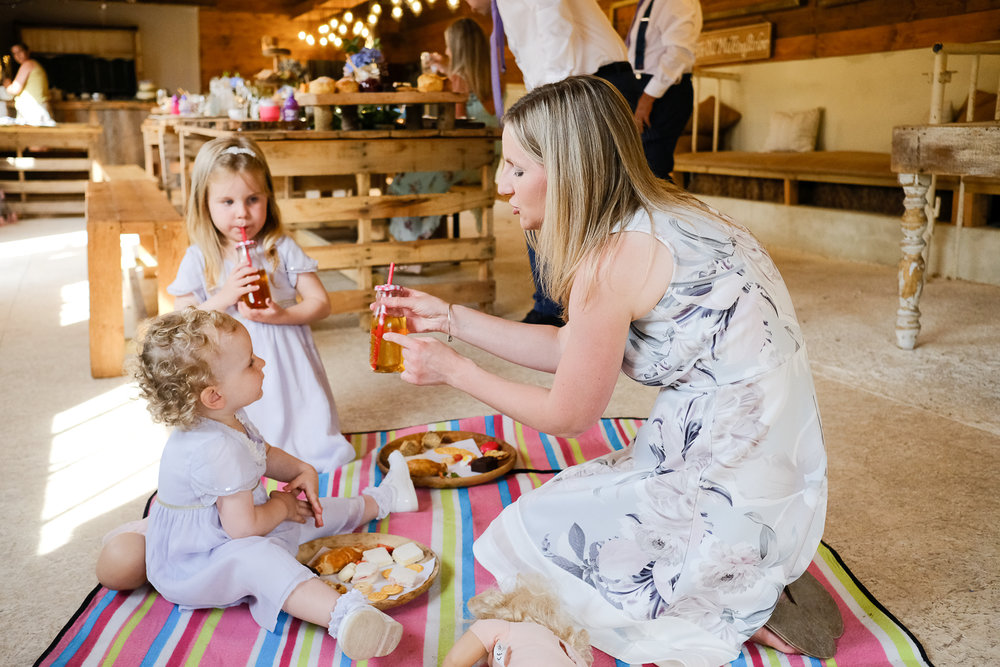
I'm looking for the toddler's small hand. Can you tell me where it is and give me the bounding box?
[270,489,310,524]
[286,468,324,527]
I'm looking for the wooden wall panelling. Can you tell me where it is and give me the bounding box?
[198,9,326,91]
[695,1,1000,63]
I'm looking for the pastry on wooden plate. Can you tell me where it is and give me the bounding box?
[314,546,363,575]
[398,438,423,456]
[421,432,442,450]
[407,458,449,478]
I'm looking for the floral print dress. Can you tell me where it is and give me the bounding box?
[473,202,828,667]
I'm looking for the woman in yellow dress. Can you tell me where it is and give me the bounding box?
[3,43,54,126]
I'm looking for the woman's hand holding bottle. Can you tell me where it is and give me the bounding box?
[377,286,449,334]
[382,331,465,386]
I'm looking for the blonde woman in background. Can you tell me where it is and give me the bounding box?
[388,17,498,246]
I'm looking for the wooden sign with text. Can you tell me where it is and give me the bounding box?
[696,23,772,66]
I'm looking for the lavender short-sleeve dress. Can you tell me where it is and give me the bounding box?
[168,235,353,472]
[145,410,366,630]
[474,203,828,666]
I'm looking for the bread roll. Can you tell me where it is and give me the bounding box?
[308,76,337,94]
[417,73,444,92]
[336,77,360,93]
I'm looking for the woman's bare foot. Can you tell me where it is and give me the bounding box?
[749,625,801,654]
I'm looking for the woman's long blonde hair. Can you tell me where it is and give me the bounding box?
[445,18,492,112]
[186,136,285,290]
[467,574,593,665]
[502,75,701,313]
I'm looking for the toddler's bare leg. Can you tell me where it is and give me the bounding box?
[282,577,340,627]
[96,520,149,591]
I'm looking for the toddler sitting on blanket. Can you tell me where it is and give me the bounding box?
[95,308,418,661]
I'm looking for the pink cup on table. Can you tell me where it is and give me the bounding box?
[259,103,280,122]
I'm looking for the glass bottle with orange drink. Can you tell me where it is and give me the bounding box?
[370,284,407,372]
[236,239,271,309]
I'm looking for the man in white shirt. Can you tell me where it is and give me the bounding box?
[627,0,703,180]
[467,0,640,326]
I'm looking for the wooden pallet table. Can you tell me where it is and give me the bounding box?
[141,114,227,205]
[86,177,187,377]
[295,90,466,132]
[0,124,102,217]
[174,118,499,319]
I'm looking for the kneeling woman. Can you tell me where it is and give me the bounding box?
[381,76,831,665]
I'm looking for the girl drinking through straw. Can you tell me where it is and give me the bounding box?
[169,135,353,473]
[97,308,416,660]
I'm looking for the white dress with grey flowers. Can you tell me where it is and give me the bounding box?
[474,203,828,667]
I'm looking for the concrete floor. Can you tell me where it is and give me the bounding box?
[1,202,996,666]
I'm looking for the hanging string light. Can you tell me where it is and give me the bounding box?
[304,0,460,53]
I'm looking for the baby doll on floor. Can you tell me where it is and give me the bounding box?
[443,575,593,667]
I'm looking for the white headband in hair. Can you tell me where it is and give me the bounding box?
[222,146,256,158]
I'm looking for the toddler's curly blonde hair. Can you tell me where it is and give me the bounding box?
[130,308,240,429]
[467,574,593,665]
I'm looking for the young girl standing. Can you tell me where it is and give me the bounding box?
[102,308,415,660]
[170,136,353,473]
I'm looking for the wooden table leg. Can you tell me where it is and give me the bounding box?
[896,172,932,350]
[154,220,186,315]
[88,217,125,378]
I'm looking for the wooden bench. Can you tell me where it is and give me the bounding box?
[673,149,1000,222]
[673,150,898,206]
[86,178,187,378]
[0,124,102,217]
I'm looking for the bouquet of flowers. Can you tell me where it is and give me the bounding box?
[344,44,384,86]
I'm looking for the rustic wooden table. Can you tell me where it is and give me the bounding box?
[0,124,102,217]
[86,177,187,377]
[890,121,1000,349]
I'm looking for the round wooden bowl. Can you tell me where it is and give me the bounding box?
[296,533,439,611]
[376,430,517,488]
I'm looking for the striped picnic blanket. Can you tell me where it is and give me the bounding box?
[36,415,933,667]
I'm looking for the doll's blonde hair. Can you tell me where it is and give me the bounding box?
[467,574,593,665]
[130,308,240,429]
[185,135,285,291]
[445,18,492,111]
[502,75,707,316]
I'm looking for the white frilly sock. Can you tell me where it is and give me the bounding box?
[327,588,366,638]
[328,588,403,659]
[362,450,418,519]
